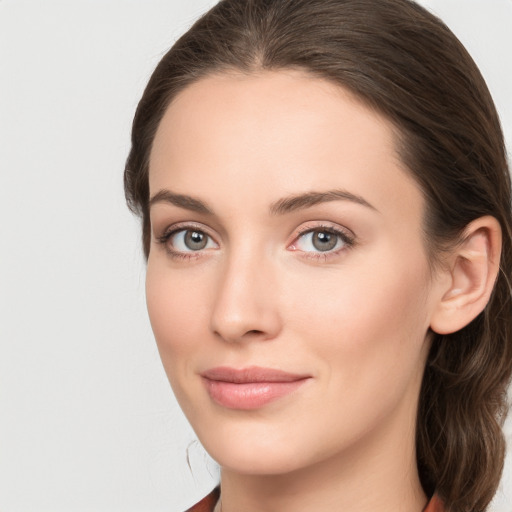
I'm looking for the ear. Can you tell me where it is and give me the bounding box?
[430,216,502,335]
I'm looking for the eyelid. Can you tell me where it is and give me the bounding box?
[288,222,356,257]
[157,221,215,240]
[156,222,220,259]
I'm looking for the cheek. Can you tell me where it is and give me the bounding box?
[275,256,431,453]
[145,260,211,365]
[284,248,431,390]
[145,259,220,423]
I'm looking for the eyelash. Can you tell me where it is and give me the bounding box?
[156,223,356,261]
[291,224,356,261]
[156,223,216,261]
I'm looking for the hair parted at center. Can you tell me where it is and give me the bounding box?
[124,1,512,510]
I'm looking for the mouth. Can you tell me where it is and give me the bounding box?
[200,366,311,410]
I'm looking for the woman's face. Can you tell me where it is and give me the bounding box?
[146,71,444,476]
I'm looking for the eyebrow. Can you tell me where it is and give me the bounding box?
[269,189,378,215]
[149,189,213,214]
[149,188,377,215]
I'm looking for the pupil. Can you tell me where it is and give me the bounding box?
[185,230,207,250]
[313,231,337,251]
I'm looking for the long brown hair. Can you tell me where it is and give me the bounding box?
[124,1,512,510]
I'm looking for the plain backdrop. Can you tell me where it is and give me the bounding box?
[0,1,510,511]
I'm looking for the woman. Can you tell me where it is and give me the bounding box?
[124,0,512,511]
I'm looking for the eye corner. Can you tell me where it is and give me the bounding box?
[154,223,220,261]
[288,222,356,259]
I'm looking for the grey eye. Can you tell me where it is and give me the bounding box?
[311,231,338,251]
[184,230,208,250]
[293,228,348,254]
[170,229,217,252]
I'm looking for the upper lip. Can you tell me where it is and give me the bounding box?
[201,366,310,383]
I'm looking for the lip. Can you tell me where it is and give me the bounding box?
[200,366,311,410]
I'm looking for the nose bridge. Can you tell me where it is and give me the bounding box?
[210,243,281,343]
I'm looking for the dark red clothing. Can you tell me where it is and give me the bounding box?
[186,487,220,512]
[186,487,445,511]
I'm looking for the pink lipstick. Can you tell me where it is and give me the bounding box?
[201,366,310,410]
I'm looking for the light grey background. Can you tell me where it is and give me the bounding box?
[0,1,510,511]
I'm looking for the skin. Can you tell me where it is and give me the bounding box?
[146,70,451,512]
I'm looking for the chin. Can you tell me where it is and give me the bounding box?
[207,443,308,476]
[194,420,313,476]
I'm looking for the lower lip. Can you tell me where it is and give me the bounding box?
[202,378,309,410]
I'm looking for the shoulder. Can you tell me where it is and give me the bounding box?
[185,487,220,512]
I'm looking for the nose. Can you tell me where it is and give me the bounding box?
[209,250,282,343]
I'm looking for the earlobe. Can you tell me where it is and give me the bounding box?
[430,216,502,335]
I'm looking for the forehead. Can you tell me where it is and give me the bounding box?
[149,70,423,224]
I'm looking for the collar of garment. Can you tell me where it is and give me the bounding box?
[185,487,445,512]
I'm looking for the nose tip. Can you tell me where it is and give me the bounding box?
[211,315,277,343]
[209,262,282,344]
[211,304,280,342]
